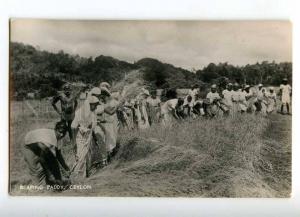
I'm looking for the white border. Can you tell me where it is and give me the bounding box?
[1,0,299,216]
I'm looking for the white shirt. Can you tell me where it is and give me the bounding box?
[161,99,178,115]
[222,89,233,105]
[231,90,240,102]
[206,92,220,103]
[280,84,291,98]
[188,89,198,101]
[71,106,97,129]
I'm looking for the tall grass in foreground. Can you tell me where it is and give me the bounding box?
[117,114,290,197]
[10,99,290,197]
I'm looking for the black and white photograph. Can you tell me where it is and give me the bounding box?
[9,19,292,197]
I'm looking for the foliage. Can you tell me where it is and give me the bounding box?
[10,42,292,100]
[196,61,292,86]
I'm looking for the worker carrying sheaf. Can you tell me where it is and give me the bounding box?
[23,121,71,188]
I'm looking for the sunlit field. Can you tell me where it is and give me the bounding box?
[9,100,291,197]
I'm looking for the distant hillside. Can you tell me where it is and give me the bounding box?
[10,42,202,99]
[10,42,292,99]
[136,58,201,89]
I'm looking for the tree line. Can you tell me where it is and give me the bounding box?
[10,42,292,99]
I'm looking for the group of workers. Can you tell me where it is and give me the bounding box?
[22,78,292,189]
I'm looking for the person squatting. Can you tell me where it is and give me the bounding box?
[23,78,291,190]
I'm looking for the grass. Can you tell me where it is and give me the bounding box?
[9,100,291,197]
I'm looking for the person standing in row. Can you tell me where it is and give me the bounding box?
[71,96,99,178]
[231,83,241,114]
[100,86,120,159]
[279,78,292,115]
[188,85,199,104]
[135,89,150,129]
[52,84,78,142]
[146,90,161,125]
[266,87,277,114]
[222,83,234,114]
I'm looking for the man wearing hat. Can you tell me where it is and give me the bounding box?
[71,96,99,177]
[279,78,292,115]
[23,121,71,188]
[52,84,78,141]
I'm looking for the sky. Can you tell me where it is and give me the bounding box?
[10,20,292,70]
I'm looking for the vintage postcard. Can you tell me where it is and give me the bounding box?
[9,20,292,197]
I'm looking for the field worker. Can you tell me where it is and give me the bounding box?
[23,121,71,187]
[279,78,292,115]
[71,96,99,178]
[192,94,205,116]
[222,83,233,111]
[231,82,241,114]
[254,84,264,113]
[52,84,78,141]
[237,85,250,113]
[135,89,150,129]
[255,84,268,114]
[188,85,199,103]
[119,99,135,130]
[266,87,277,113]
[206,84,221,103]
[80,87,102,119]
[146,90,161,125]
[100,87,121,159]
[99,81,111,90]
[93,98,109,166]
[161,98,184,127]
[205,84,226,117]
[183,95,194,117]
